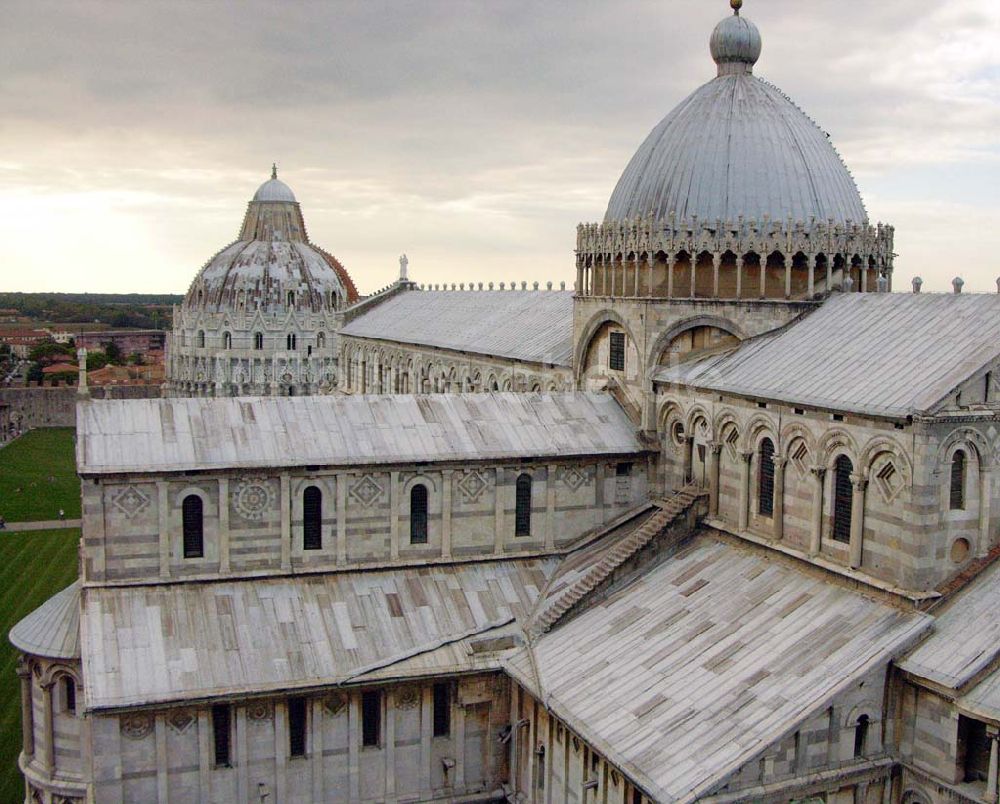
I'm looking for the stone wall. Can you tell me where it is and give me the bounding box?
[0,385,160,433]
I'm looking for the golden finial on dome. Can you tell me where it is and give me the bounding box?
[731,0,743,15]
[271,162,278,180]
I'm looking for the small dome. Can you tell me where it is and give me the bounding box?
[252,164,297,203]
[710,14,761,74]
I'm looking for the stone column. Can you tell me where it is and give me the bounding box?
[712,253,721,298]
[708,444,722,518]
[633,255,641,298]
[759,259,767,299]
[827,258,833,292]
[280,472,291,570]
[772,455,787,541]
[849,472,867,569]
[576,262,584,297]
[647,255,655,297]
[40,679,54,775]
[218,477,230,574]
[667,254,676,299]
[442,469,453,558]
[735,255,744,299]
[980,466,993,558]
[861,262,869,292]
[809,466,826,555]
[784,253,792,299]
[17,659,33,760]
[681,437,694,486]
[985,725,998,804]
[602,259,608,297]
[807,254,816,297]
[738,450,753,532]
[690,254,698,298]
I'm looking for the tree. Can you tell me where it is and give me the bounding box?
[28,341,72,363]
[128,352,144,366]
[27,363,44,383]
[86,352,108,372]
[102,340,123,365]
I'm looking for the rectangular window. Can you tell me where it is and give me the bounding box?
[433,683,451,737]
[616,462,633,477]
[288,696,307,758]
[985,372,992,403]
[64,677,76,714]
[362,690,381,747]
[608,332,625,371]
[212,704,231,767]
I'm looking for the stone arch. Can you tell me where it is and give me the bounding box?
[819,428,860,468]
[712,407,741,439]
[402,473,439,495]
[646,315,746,378]
[936,427,993,469]
[573,309,642,382]
[40,661,82,688]
[684,404,713,438]
[860,436,913,479]
[901,791,932,804]
[742,413,777,452]
[779,422,816,456]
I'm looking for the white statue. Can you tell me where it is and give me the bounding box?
[399,253,409,281]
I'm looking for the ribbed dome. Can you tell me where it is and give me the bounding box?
[605,12,867,226]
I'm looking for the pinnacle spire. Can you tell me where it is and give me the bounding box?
[730,0,742,15]
[271,162,277,180]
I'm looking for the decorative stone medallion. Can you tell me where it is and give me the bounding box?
[396,688,420,710]
[233,477,275,521]
[561,466,590,492]
[121,714,153,740]
[874,460,903,504]
[247,701,273,722]
[112,485,151,519]
[457,470,489,503]
[167,710,195,734]
[349,474,384,508]
[323,694,347,716]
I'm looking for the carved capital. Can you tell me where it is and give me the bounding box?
[710,442,724,456]
[740,450,754,463]
[809,465,827,479]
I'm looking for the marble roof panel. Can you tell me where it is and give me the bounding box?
[340,289,574,367]
[9,581,80,660]
[656,293,1000,418]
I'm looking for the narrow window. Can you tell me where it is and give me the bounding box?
[288,696,307,758]
[362,690,381,747]
[832,455,853,544]
[212,704,231,767]
[287,290,295,307]
[609,331,626,371]
[223,331,231,349]
[985,372,992,403]
[951,450,967,510]
[632,790,643,804]
[853,714,870,758]
[254,332,263,350]
[287,333,297,351]
[63,677,76,714]
[182,495,204,558]
[960,715,990,782]
[515,474,532,537]
[197,330,205,348]
[433,682,451,737]
[317,332,326,349]
[537,744,545,790]
[758,438,775,516]
[410,484,428,544]
[303,486,322,550]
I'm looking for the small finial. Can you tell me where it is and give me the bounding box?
[730,0,742,15]
[271,163,277,180]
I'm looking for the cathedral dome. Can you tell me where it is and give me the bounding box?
[182,168,357,315]
[605,6,867,226]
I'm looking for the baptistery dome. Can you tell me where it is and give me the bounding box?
[166,167,359,398]
[605,7,866,225]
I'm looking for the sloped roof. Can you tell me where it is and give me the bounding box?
[77,392,642,475]
[9,581,80,660]
[960,663,1000,725]
[656,293,1000,418]
[340,289,575,367]
[80,559,556,710]
[504,534,930,803]
[898,559,1000,689]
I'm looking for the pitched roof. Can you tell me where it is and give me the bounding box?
[340,289,575,367]
[656,293,1000,418]
[80,559,556,710]
[77,392,642,475]
[897,559,1000,689]
[9,582,80,660]
[960,662,1000,725]
[504,534,930,803]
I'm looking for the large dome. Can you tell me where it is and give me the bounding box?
[605,8,867,225]
[183,168,357,315]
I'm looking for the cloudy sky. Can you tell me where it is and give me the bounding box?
[2,0,998,295]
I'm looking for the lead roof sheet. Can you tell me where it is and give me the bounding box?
[656,293,1000,418]
[76,392,641,475]
[339,289,574,367]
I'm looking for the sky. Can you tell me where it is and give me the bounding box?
[1,0,998,296]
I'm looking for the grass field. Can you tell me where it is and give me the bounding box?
[0,529,79,802]
[0,429,79,522]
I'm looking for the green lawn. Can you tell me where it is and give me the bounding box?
[0,429,80,522]
[0,529,80,803]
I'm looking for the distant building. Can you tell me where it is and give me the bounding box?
[75,329,165,357]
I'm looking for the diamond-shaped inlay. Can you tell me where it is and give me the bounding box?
[562,467,589,492]
[457,470,489,502]
[350,474,383,507]
[167,710,195,734]
[112,485,151,519]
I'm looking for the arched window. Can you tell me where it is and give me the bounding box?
[287,290,295,307]
[223,331,231,349]
[287,334,297,351]
[316,332,326,349]
[410,484,428,544]
[832,456,853,544]
[197,330,205,348]
[254,332,264,350]
[303,486,322,550]
[515,474,532,537]
[62,676,76,715]
[853,714,870,758]
[951,450,967,510]
[182,495,204,558]
[758,438,775,516]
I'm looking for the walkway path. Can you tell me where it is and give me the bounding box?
[2,519,81,532]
